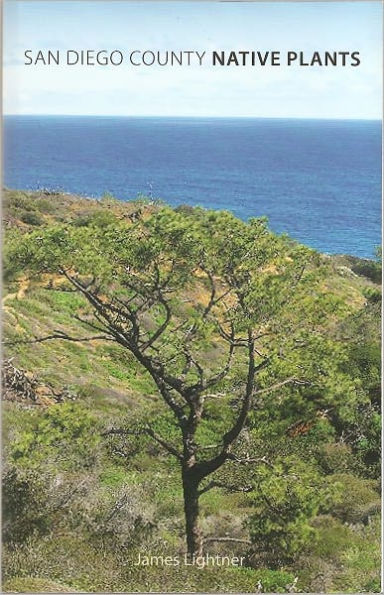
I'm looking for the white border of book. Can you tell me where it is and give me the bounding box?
[0,2,382,595]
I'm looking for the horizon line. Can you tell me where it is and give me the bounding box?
[3,113,382,121]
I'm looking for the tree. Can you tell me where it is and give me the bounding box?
[5,205,352,557]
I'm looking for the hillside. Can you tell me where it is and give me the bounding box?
[2,189,381,594]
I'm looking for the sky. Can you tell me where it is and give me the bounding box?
[3,0,383,118]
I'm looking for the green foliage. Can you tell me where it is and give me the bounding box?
[20,211,44,226]
[4,204,344,458]
[2,465,54,544]
[100,191,118,203]
[35,198,56,214]
[247,458,341,566]
[346,342,381,402]
[336,251,382,284]
[11,403,100,471]
[329,473,380,523]
[301,515,381,592]
[3,191,381,593]
[353,255,381,284]
[318,442,356,474]
[363,285,382,304]
[335,340,381,478]
[72,210,118,228]
[99,467,139,488]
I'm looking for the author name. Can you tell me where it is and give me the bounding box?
[134,552,245,568]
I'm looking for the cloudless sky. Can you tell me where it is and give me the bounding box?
[3,1,382,118]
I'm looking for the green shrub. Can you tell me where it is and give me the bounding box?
[5,192,36,213]
[319,442,356,474]
[20,211,44,226]
[344,254,382,284]
[247,459,341,567]
[2,465,54,544]
[363,286,382,304]
[72,210,117,228]
[2,576,78,593]
[329,473,380,523]
[35,199,56,214]
[306,516,381,592]
[11,402,101,471]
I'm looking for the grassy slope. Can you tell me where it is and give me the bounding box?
[2,189,381,593]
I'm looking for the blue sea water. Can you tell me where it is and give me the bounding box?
[3,116,381,258]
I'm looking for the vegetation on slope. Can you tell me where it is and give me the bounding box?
[2,189,381,593]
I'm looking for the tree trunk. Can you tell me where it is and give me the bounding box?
[182,468,203,557]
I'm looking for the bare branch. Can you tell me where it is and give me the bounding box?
[221,334,257,447]
[199,480,255,496]
[216,320,247,347]
[4,331,113,346]
[203,537,252,545]
[199,444,222,450]
[45,285,77,293]
[141,292,172,351]
[201,267,217,319]
[181,348,204,387]
[102,427,183,461]
[202,393,226,400]
[200,323,237,391]
[257,377,311,396]
[73,313,110,335]
[193,338,270,480]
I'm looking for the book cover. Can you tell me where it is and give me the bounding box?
[2,1,382,593]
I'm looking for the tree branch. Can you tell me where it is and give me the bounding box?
[199,480,255,496]
[193,339,270,480]
[257,377,311,396]
[102,427,183,461]
[3,331,113,346]
[141,293,172,351]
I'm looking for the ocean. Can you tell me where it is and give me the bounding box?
[3,116,381,258]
